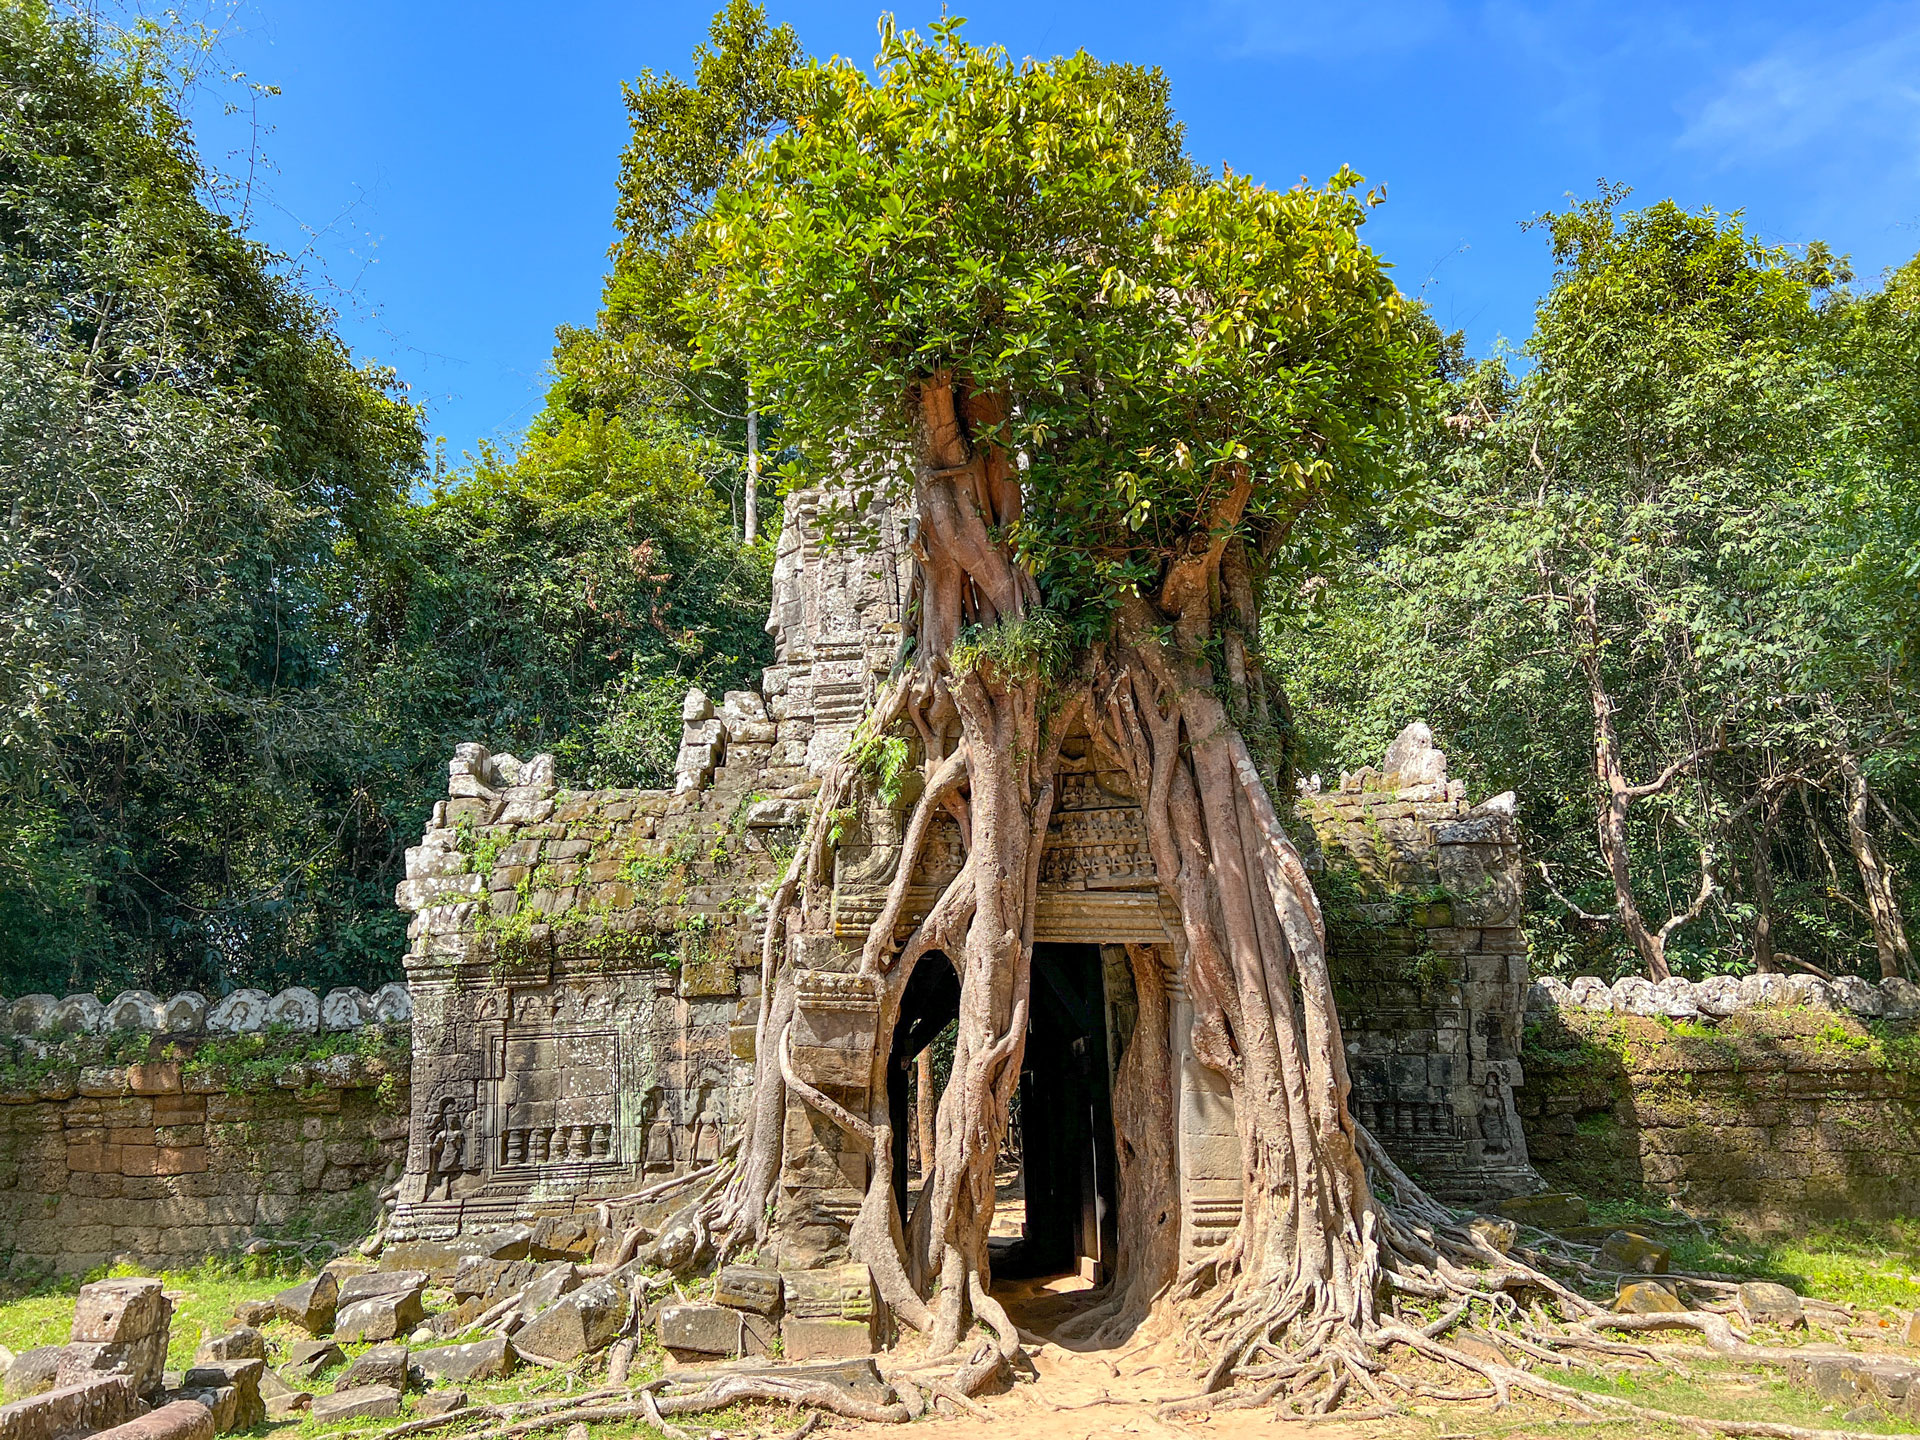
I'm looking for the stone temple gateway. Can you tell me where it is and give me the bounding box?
[391,491,1538,1344]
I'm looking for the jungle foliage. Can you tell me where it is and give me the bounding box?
[0,2,766,997]
[1271,190,1920,984]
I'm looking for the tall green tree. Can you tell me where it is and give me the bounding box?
[0,1,425,995]
[1271,193,1919,984]
[669,19,1546,1407]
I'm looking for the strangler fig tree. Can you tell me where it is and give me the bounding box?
[657,17,1588,1412]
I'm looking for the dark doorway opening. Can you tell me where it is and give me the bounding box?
[998,943,1120,1280]
[885,944,1120,1283]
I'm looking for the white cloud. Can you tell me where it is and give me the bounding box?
[1207,0,1453,58]
[1681,5,1920,170]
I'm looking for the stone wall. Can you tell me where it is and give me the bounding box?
[1295,724,1539,1203]
[0,1042,410,1277]
[1517,1005,1920,1220]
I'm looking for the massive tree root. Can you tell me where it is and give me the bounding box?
[608,375,1857,1431]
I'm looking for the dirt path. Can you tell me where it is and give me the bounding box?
[844,1275,1400,1440]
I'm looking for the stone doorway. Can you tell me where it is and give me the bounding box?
[994,943,1120,1283]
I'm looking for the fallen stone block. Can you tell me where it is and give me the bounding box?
[1492,1193,1589,1231]
[0,1375,143,1440]
[336,1345,409,1393]
[659,1305,743,1361]
[660,1356,888,1399]
[417,1390,467,1417]
[780,1265,877,1360]
[181,1361,263,1433]
[272,1273,338,1335]
[263,1391,310,1422]
[339,1269,429,1307]
[412,1336,516,1385]
[283,1340,344,1381]
[428,1298,487,1337]
[73,1280,170,1346]
[1599,1230,1670,1275]
[92,1399,213,1440]
[3,1350,63,1401]
[1614,1281,1686,1315]
[381,1228,531,1284]
[713,1266,781,1317]
[309,1385,402,1422]
[190,1330,263,1365]
[514,1262,582,1320]
[1790,1353,1920,1408]
[226,1303,275,1331]
[1738,1282,1805,1329]
[67,1278,171,1398]
[513,1275,628,1362]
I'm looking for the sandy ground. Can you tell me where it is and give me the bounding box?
[837,1273,1397,1440]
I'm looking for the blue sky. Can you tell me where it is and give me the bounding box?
[187,0,1920,463]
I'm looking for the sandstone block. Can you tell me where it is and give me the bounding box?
[1493,1193,1589,1231]
[780,1319,875,1361]
[339,1268,428,1306]
[321,988,373,1032]
[265,989,320,1033]
[336,1345,408,1393]
[309,1385,402,1422]
[1738,1282,1804,1329]
[181,1360,263,1432]
[283,1341,343,1381]
[191,1330,262,1365]
[512,1275,628,1362]
[658,1305,742,1360]
[0,1375,142,1440]
[411,1337,516,1385]
[1599,1231,1670,1274]
[334,1294,424,1345]
[1614,1281,1685,1315]
[714,1265,782,1317]
[204,991,268,1036]
[417,1390,466,1417]
[382,1227,529,1282]
[2,1350,62,1402]
[92,1399,214,1440]
[105,993,163,1033]
[273,1272,338,1334]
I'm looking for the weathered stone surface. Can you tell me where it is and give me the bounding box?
[335,1345,408,1393]
[1493,1192,1589,1230]
[227,1302,275,1331]
[514,1262,582,1320]
[3,1351,63,1402]
[205,990,269,1035]
[659,1356,888,1398]
[340,1269,428,1306]
[1738,1282,1805,1329]
[334,1294,425,1345]
[72,1279,169,1345]
[1599,1231,1670,1274]
[265,987,321,1033]
[63,1279,171,1398]
[512,1275,628,1362]
[0,1376,143,1440]
[1614,1281,1686,1315]
[92,1399,215,1440]
[283,1341,343,1381]
[658,1305,743,1360]
[412,1337,516,1385]
[310,1385,403,1422]
[383,1230,530,1283]
[191,1330,262,1365]
[181,1360,263,1432]
[780,1265,876,1359]
[416,1390,467,1416]
[713,1266,781,1317]
[274,1274,338,1335]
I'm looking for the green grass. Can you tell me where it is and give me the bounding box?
[1561,1358,1920,1436]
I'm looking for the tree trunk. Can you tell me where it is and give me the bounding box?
[1748,807,1778,975]
[745,383,761,544]
[1568,588,1721,981]
[700,375,1582,1409]
[1836,736,1913,980]
[914,1048,936,1178]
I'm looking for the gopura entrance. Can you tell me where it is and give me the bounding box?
[390,488,1539,1298]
